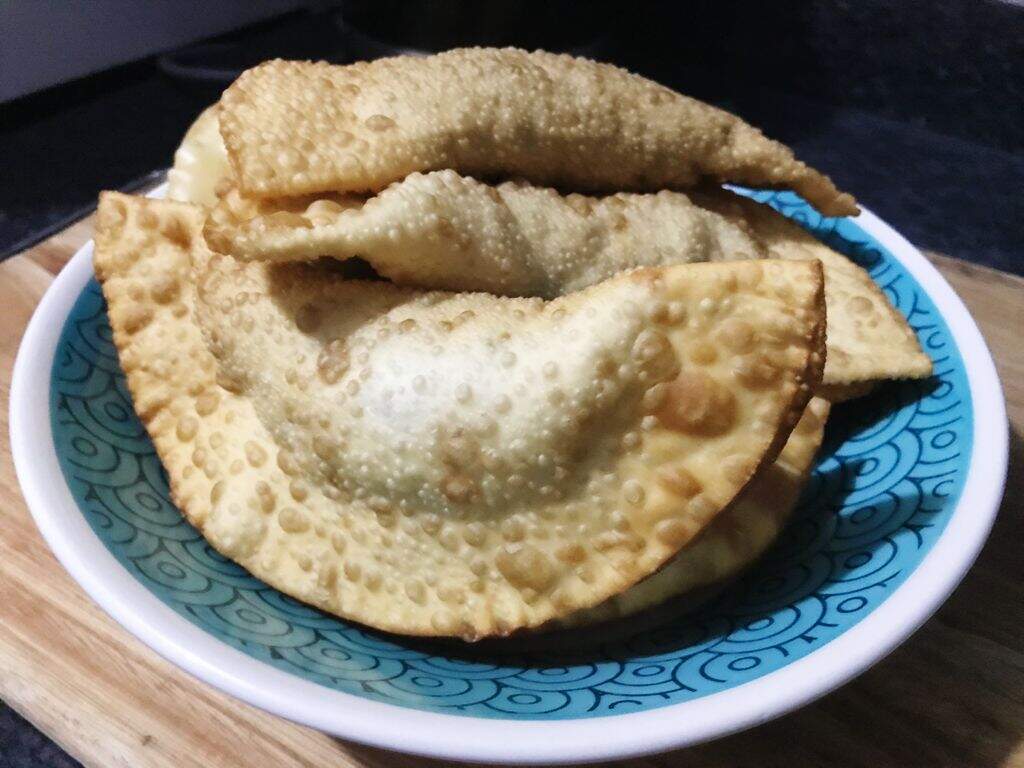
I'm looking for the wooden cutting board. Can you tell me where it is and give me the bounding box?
[1,217,1022,768]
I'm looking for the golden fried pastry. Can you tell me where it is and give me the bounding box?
[204,171,765,296]
[95,192,824,639]
[218,49,857,216]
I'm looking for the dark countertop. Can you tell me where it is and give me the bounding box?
[0,709,80,768]
[1,2,1021,766]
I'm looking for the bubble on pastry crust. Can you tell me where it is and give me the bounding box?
[254,482,276,513]
[195,390,220,416]
[366,114,396,131]
[496,544,556,592]
[657,370,738,435]
[653,518,697,548]
[277,507,309,533]
[176,416,199,441]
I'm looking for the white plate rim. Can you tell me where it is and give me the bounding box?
[10,192,1008,765]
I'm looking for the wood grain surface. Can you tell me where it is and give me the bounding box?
[1,217,1021,768]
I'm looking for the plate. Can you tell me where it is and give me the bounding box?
[11,187,1007,764]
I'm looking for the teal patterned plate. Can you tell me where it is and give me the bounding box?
[11,187,1007,764]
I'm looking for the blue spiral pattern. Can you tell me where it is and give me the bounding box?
[50,191,971,719]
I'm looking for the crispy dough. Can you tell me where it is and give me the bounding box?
[692,188,933,386]
[218,49,857,216]
[204,171,766,297]
[563,397,830,626]
[166,105,231,208]
[206,175,926,390]
[194,249,822,635]
[96,194,823,639]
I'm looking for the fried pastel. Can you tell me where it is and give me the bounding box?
[218,48,857,216]
[204,170,766,297]
[166,105,231,208]
[95,194,823,638]
[564,397,829,627]
[693,188,932,386]
[194,256,822,635]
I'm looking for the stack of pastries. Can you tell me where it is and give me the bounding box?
[94,48,930,640]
